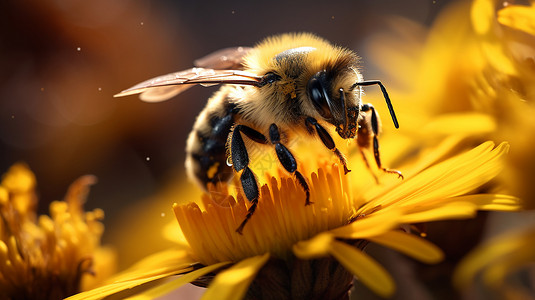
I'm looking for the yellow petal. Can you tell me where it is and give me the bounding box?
[422,113,496,135]
[479,229,535,286]
[292,233,334,259]
[329,240,395,298]
[457,194,520,211]
[399,135,464,177]
[399,202,478,224]
[125,262,231,300]
[112,249,194,282]
[471,0,517,74]
[498,4,535,36]
[368,231,444,264]
[67,273,187,300]
[482,255,522,286]
[471,0,494,35]
[366,142,508,211]
[399,195,519,224]
[202,253,270,300]
[480,41,517,75]
[453,230,525,288]
[67,249,197,300]
[328,210,400,239]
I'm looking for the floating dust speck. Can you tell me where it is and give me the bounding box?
[146,157,150,161]
[77,47,81,52]
[160,212,165,217]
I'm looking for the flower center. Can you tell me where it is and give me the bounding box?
[173,163,354,265]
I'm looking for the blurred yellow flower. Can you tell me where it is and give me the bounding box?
[454,2,535,299]
[498,1,535,36]
[367,0,535,206]
[364,0,535,297]
[0,163,115,299]
[454,224,535,300]
[68,139,519,300]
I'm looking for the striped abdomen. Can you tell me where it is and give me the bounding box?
[185,89,239,188]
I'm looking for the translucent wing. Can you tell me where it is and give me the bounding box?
[114,68,262,103]
[194,47,252,70]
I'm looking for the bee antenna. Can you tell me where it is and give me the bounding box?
[351,80,399,129]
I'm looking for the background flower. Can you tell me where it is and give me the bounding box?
[0,163,115,299]
[454,224,535,300]
[363,0,535,298]
[366,0,535,203]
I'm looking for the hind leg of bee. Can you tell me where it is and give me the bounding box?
[359,104,403,179]
[269,124,311,205]
[305,117,350,174]
[231,124,268,234]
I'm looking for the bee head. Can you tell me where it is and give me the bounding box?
[306,70,359,139]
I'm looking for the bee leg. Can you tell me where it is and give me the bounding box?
[235,167,259,234]
[269,124,311,205]
[305,117,350,174]
[360,104,403,179]
[231,124,268,234]
[358,147,380,184]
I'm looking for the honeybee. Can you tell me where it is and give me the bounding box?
[115,33,402,233]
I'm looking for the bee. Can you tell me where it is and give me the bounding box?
[115,33,402,233]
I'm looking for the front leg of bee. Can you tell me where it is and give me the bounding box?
[269,124,311,205]
[305,117,350,174]
[359,104,403,179]
[231,124,268,234]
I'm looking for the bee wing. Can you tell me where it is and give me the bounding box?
[114,68,262,103]
[193,47,252,70]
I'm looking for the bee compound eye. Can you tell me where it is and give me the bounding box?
[307,72,333,119]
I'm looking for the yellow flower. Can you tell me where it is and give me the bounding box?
[453,7,535,298]
[0,163,115,299]
[68,139,519,300]
[454,224,535,299]
[498,1,535,36]
[367,0,535,207]
[362,0,535,297]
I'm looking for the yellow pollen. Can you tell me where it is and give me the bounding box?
[280,81,297,99]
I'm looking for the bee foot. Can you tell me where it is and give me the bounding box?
[382,168,404,180]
